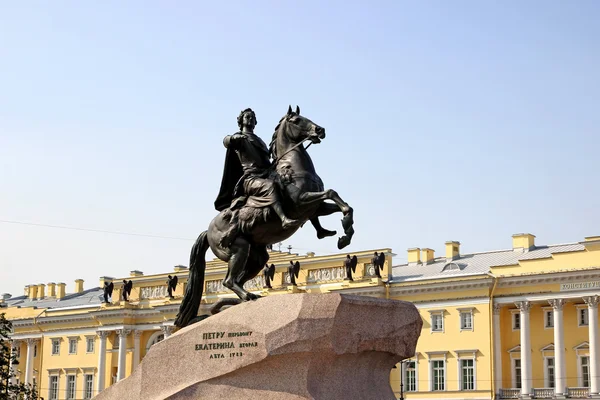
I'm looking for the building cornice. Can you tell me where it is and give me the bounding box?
[389,277,493,295]
[495,267,600,288]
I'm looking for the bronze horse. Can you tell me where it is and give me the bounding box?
[175,107,354,327]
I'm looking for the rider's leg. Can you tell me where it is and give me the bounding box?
[271,201,300,229]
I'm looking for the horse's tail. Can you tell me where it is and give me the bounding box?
[174,231,209,328]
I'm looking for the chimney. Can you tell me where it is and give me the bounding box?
[445,241,460,261]
[74,279,84,293]
[38,284,46,299]
[512,233,536,252]
[422,248,435,264]
[306,252,315,258]
[129,270,144,277]
[407,248,421,265]
[47,283,56,297]
[56,283,66,299]
[173,266,188,272]
[29,285,38,300]
[99,276,114,288]
[24,285,30,296]
[0,294,11,307]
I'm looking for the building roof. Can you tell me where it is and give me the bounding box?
[4,287,103,310]
[391,242,586,283]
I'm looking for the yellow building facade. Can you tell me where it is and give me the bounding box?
[2,233,600,400]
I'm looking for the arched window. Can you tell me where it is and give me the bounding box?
[145,331,165,352]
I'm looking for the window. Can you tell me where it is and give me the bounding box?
[545,311,554,328]
[15,346,20,358]
[579,309,589,326]
[514,359,522,389]
[148,333,165,349]
[49,376,58,400]
[432,360,445,391]
[33,345,37,358]
[67,375,76,400]
[69,338,78,354]
[513,313,520,330]
[51,339,60,355]
[86,337,95,353]
[405,361,416,392]
[461,359,475,390]
[582,356,590,387]
[460,312,473,330]
[84,374,94,399]
[431,314,443,332]
[546,357,555,388]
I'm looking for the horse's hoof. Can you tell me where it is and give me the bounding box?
[317,229,337,239]
[244,292,260,301]
[337,236,351,249]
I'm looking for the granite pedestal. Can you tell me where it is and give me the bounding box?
[94,293,422,400]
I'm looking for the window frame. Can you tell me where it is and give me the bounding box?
[578,307,589,327]
[543,307,554,329]
[428,309,445,333]
[512,311,521,331]
[511,358,522,389]
[431,359,446,391]
[84,374,94,399]
[66,374,76,400]
[51,339,60,355]
[544,356,555,388]
[403,359,418,392]
[580,355,590,388]
[68,338,78,355]
[48,373,59,400]
[459,358,476,390]
[86,337,95,354]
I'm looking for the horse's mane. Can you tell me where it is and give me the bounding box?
[268,116,287,160]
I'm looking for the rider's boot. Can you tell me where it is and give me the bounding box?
[272,202,300,230]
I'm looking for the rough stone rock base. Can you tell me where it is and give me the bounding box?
[94,293,422,400]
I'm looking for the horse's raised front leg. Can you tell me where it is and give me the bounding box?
[299,190,354,249]
[310,202,340,239]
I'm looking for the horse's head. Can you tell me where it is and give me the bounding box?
[269,105,326,159]
[283,105,326,144]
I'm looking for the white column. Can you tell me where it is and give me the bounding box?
[133,330,142,371]
[9,341,18,385]
[161,325,174,339]
[583,296,600,395]
[493,304,503,394]
[24,339,36,385]
[96,331,109,394]
[549,299,566,397]
[515,301,532,396]
[116,329,130,381]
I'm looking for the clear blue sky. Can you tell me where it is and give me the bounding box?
[1,1,599,296]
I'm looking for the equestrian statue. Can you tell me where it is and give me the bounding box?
[175,106,354,328]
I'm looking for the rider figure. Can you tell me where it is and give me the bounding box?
[214,108,299,247]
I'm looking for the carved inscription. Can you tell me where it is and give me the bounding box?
[195,331,257,360]
[205,280,225,294]
[140,286,168,300]
[307,266,346,283]
[244,275,266,291]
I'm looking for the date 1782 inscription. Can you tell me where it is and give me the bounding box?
[195,331,258,359]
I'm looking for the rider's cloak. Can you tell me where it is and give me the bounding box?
[214,145,244,212]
